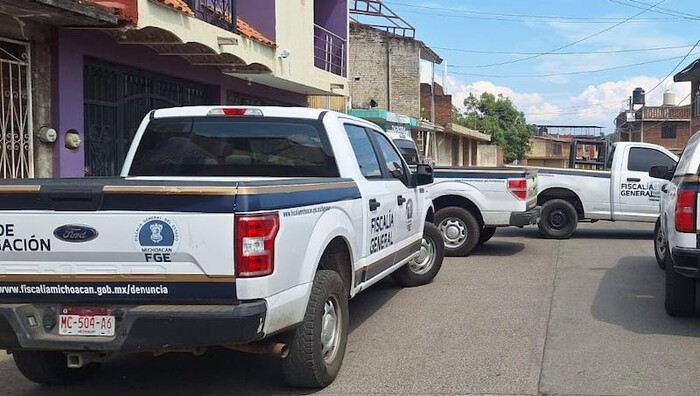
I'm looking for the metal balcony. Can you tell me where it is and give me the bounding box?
[314,24,346,77]
[185,0,237,33]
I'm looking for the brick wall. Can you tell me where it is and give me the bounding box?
[641,120,692,151]
[420,83,452,126]
[349,24,420,117]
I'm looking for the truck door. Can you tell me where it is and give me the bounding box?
[617,146,677,220]
[343,124,398,286]
[367,129,423,264]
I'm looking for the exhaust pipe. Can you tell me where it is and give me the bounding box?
[225,342,289,358]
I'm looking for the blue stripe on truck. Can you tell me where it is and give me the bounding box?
[0,186,362,213]
[434,172,525,180]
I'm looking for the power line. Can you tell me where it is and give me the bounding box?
[392,8,681,24]
[466,0,669,68]
[609,0,700,20]
[383,1,681,22]
[646,40,700,94]
[432,44,695,56]
[448,52,700,78]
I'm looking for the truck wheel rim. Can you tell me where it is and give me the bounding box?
[549,210,567,230]
[321,296,341,363]
[656,225,666,259]
[409,235,436,275]
[438,217,466,248]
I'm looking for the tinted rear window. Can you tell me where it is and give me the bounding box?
[129,117,339,177]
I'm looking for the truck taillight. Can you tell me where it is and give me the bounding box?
[235,213,279,277]
[507,179,528,200]
[675,187,697,233]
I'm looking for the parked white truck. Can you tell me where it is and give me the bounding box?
[387,131,539,256]
[0,106,444,388]
[535,141,678,239]
[650,130,700,316]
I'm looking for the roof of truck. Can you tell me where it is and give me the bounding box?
[151,106,334,120]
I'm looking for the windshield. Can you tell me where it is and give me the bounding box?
[129,117,339,177]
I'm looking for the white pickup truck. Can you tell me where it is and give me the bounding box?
[535,141,678,239]
[0,106,444,388]
[650,129,700,316]
[388,132,539,256]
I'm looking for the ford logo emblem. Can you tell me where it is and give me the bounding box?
[53,225,98,243]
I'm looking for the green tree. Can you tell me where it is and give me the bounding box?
[453,92,535,163]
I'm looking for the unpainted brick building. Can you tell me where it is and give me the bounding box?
[615,105,692,154]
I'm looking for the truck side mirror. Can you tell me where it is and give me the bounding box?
[413,163,434,186]
[649,165,673,180]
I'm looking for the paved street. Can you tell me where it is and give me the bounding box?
[1,221,700,395]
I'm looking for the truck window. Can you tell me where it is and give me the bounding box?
[627,147,676,173]
[371,130,407,181]
[129,117,339,177]
[393,139,420,165]
[344,124,383,179]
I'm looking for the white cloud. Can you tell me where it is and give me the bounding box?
[420,64,692,131]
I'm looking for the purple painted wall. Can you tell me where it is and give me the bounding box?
[314,0,347,39]
[236,0,276,42]
[53,29,306,177]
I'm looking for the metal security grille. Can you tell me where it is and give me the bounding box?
[0,38,32,178]
[84,59,212,176]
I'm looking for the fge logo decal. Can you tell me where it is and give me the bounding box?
[406,198,414,231]
[133,216,180,262]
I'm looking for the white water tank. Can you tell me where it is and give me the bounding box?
[663,90,676,106]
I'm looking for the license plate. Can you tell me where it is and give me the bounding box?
[58,307,115,336]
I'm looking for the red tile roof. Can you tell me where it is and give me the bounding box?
[149,0,275,46]
[236,18,275,47]
[152,0,194,15]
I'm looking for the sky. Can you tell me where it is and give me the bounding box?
[368,0,700,133]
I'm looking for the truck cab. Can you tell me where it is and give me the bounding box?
[536,141,678,239]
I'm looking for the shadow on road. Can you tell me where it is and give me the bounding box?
[5,280,404,395]
[590,256,700,336]
[497,225,653,241]
[470,240,525,257]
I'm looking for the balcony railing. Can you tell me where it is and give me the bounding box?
[314,24,346,77]
[185,0,237,33]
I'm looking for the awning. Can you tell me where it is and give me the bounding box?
[445,123,491,142]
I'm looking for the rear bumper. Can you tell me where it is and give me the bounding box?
[671,247,700,278]
[509,207,541,227]
[0,300,266,352]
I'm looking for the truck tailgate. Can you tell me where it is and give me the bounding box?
[0,180,238,303]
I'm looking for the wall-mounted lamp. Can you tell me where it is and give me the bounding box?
[278,49,291,59]
[65,129,81,150]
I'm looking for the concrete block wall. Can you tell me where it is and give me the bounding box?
[349,24,420,118]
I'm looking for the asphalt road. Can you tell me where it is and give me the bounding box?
[1,221,700,395]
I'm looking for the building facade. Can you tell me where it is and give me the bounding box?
[614,104,692,154]
[3,0,350,179]
[674,58,700,136]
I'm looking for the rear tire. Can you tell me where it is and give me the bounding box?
[478,227,497,245]
[13,350,99,386]
[664,251,696,317]
[391,222,444,287]
[654,218,667,270]
[538,199,578,239]
[282,270,349,388]
[434,207,480,256]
